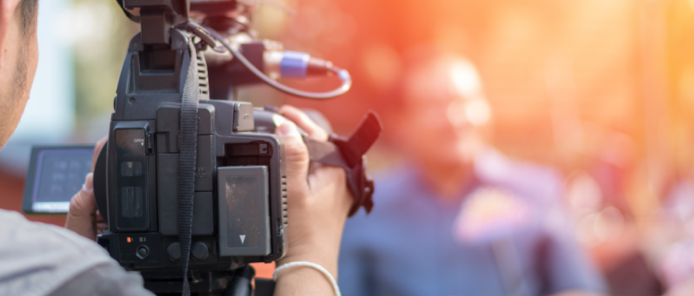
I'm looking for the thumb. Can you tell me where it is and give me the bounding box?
[70,173,97,216]
[276,122,309,193]
[66,173,97,240]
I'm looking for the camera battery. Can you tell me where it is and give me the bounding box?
[217,166,270,256]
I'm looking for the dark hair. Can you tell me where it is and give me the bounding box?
[19,0,38,36]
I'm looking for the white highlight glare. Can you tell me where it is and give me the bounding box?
[465,100,491,126]
[450,61,482,98]
[446,99,491,127]
[594,207,624,242]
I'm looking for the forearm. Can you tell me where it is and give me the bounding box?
[271,106,352,296]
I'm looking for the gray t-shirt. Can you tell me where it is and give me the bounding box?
[0,209,154,296]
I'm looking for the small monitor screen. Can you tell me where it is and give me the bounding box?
[24,146,94,214]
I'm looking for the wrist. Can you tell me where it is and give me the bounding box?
[273,263,339,296]
[283,235,341,259]
[279,226,345,275]
[273,261,342,296]
[277,249,339,278]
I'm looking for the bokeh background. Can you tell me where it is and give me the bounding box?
[4,0,694,294]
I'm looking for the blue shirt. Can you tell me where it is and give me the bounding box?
[338,150,606,296]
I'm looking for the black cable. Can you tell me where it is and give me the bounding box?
[202,26,352,99]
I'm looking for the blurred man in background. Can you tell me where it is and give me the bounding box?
[338,48,606,296]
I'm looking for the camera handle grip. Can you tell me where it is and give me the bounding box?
[303,112,382,216]
[255,107,382,216]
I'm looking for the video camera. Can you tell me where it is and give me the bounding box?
[22,0,380,295]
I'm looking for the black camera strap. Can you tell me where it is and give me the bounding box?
[178,37,200,296]
[303,112,381,216]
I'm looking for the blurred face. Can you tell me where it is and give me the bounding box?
[0,0,39,150]
[394,57,491,169]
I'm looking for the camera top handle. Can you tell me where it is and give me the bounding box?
[116,0,352,99]
[119,0,189,45]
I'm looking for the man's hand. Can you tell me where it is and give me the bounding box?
[65,137,107,241]
[273,105,353,295]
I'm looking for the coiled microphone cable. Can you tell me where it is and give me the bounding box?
[180,21,352,99]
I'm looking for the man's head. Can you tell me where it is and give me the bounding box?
[0,0,39,150]
[388,48,492,171]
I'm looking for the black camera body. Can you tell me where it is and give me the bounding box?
[94,27,287,272]
[20,0,378,293]
[85,0,379,294]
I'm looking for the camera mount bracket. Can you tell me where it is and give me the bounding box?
[120,0,189,45]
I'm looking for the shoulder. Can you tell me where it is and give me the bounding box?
[0,209,108,256]
[49,263,153,296]
[474,149,564,205]
[0,209,118,296]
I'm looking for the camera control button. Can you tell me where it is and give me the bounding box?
[135,245,149,260]
[167,242,181,261]
[191,242,209,261]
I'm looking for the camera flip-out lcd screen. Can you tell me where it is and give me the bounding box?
[23,146,94,214]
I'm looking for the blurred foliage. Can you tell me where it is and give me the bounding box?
[72,0,139,133]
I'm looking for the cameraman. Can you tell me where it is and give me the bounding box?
[0,1,350,295]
